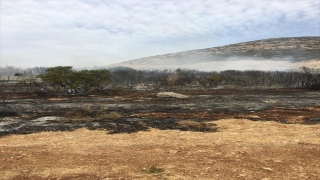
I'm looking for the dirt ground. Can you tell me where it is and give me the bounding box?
[1,119,320,180]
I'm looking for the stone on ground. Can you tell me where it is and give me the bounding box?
[156,92,189,98]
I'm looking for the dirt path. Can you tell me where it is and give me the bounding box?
[1,119,319,180]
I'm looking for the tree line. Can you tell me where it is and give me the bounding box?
[1,65,320,95]
[108,66,320,91]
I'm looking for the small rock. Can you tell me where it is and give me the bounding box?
[262,167,273,171]
[156,92,189,98]
[169,150,180,153]
[248,115,261,119]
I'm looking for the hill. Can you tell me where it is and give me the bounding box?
[108,37,320,71]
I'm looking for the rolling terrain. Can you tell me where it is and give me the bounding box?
[108,37,320,71]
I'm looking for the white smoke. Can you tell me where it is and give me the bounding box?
[107,58,320,71]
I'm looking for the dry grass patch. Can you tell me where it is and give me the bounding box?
[142,165,165,174]
[178,120,215,132]
[1,120,320,179]
[102,111,122,120]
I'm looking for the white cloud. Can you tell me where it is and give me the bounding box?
[0,0,319,68]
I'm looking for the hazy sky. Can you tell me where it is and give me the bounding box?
[1,0,319,68]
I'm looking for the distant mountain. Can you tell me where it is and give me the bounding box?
[108,37,320,71]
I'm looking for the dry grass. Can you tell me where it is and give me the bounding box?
[178,120,203,130]
[102,111,122,120]
[1,119,320,179]
[178,120,215,132]
[142,165,165,174]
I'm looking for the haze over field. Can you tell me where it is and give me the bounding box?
[108,59,320,71]
[0,0,319,69]
[109,37,320,71]
[109,60,318,71]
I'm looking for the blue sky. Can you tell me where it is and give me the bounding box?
[0,0,319,68]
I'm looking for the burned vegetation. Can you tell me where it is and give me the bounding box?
[0,66,320,136]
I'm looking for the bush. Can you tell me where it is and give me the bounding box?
[207,74,223,87]
[38,66,111,94]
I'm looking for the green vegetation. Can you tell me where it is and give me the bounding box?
[38,66,111,94]
[1,64,320,96]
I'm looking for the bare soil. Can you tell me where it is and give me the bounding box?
[1,120,320,180]
[1,88,320,179]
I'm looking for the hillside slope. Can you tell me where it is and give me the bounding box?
[108,37,320,70]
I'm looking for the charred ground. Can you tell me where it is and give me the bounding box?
[1,88,319,136]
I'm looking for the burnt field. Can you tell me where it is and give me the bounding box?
[1,88,320,179]
[1,88,319,136]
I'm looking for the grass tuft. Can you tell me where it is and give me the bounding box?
[178,120,215,132]
[142,165,165,174]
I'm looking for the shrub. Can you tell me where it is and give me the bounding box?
[142,165,165,174]
[38,66,111,94]
[207,74,223,87]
